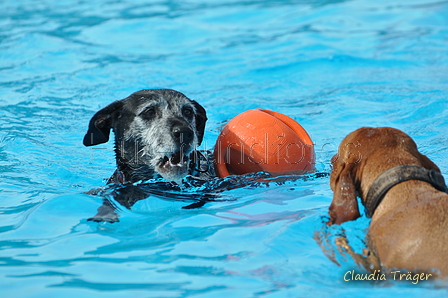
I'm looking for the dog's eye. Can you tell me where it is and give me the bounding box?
[183,107,194,118]
[141,107,156,119]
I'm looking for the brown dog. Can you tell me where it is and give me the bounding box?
[328,127,448,276]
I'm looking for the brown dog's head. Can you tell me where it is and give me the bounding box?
[327,127,439,225]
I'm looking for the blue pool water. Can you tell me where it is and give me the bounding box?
[1,0,448,296]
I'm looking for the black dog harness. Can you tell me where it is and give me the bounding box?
[364,165,448,218]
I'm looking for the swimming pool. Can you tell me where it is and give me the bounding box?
[1,0,448,296]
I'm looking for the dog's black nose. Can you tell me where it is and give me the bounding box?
[172,126,194,144]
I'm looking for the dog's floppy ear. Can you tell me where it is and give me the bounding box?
[327,154,360,225]
[83,100,123,146]
[192,100,207,146]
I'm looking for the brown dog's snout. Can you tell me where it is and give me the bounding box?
[172,125,194,145]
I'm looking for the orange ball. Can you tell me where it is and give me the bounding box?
[214,109,315,178]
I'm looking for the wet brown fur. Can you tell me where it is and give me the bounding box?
[328,127,448,276]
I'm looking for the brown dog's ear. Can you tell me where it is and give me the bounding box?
[328,159,360,225]
[192,100,207,146]
[83,100,123,147]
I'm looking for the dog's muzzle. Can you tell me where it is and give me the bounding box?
[159,151,189,169]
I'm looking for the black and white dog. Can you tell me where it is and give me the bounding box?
[84,89,210,185]
[84,89,214,222]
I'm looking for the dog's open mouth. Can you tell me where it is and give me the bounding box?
[156,151,190,183]
[160,151,188,168]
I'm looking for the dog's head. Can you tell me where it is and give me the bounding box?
[83,89,207,183]
[327,127,439,225]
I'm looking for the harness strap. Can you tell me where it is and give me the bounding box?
[365,165,448,218]
[116,170,125,184]
[189,150,213,175]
